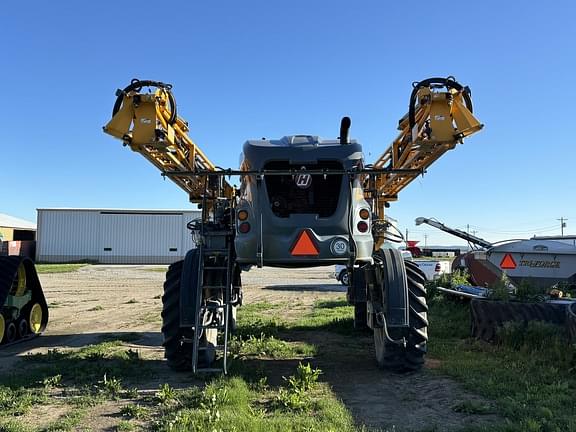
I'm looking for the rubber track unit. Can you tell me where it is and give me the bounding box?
[0,256,49,346]
[377,259,428,372]
[470,299,568,342]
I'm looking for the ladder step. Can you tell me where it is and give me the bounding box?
[203,304,228,310]
[201,285,227,289]
[204,266,228,270]
[203,249,230,253]
[204,231,233,236]
[201,324,226,330]
[195,368,224,373]
[199,345,225,351]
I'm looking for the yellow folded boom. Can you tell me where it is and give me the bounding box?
[103,80,233,202]
[372,77,483,204]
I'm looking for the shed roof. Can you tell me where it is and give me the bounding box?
[0,213,36,230]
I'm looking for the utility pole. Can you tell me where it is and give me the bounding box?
[424,234,428,247]
[558,217,567,236]
[467,224,470,234]
[405,228,409,242]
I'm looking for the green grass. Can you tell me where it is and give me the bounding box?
[8,291,574,431]
[154,373,356,432]
[43,408,86,431]
[0,419,34,432]
[116,419,136,431]
[35,264,88,273]
[292,299,354,334]
[230,333,316,359]
[13,340,153,388]
[0,386,47,417]
[428,296,576,431]
[0,301,358,431]
[120,403,148,419]
[143,266,169,273]
[234,297,576,431]
[0,338,155,431]
[235,299,355,338]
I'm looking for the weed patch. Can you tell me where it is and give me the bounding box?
[20,341,152,387]
[429,297,576,431]
[35,264,88,273]
[230,333,315,359]
[120,403,148,419]
[292,299,354,335]
[236,299,355,338]
[43,408,86,431]
[153,370,355,432]
[0,386,47,417]
[277,362,322,411]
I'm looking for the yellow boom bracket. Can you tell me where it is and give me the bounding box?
[103,80,232,202]
[372,77,483,215]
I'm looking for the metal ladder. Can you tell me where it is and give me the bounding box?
[191,178,234,374]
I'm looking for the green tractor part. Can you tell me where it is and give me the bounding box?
[0,256,48,345]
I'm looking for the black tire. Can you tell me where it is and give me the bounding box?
[161,260,216,371]
[374,259,428,372]
[340,270,349,286]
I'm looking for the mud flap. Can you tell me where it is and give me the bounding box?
[366,249,409,329]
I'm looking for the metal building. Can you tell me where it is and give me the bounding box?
[0,213,36,242]
[36,209,200,264]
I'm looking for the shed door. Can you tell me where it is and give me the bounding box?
[99,213,183,264]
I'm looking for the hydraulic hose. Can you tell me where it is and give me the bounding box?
[407,77,473,130]
[112,79,177,125]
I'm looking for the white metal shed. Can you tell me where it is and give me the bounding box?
[36,209,201,264]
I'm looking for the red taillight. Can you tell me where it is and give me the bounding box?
[239,222,251,233]
[435,263,441,272]
[357,221,369,233]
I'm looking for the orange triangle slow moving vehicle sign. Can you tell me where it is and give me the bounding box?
[291,230,319,256]
[500,253,517,270]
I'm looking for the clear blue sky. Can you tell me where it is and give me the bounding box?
[1,1,574,246]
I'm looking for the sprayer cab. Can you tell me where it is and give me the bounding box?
[235,133,374,267]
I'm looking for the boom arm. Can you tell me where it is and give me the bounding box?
[103,80,233,202]
[372,77,483,204]
[415,217,493,249]
[103,78,481,209]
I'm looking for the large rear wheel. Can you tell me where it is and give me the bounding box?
[374,259,428,372]
[161,260,216,371]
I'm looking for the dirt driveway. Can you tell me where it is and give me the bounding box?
[0,265,498,431]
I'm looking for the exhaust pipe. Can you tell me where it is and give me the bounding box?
[339,116,351,145]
